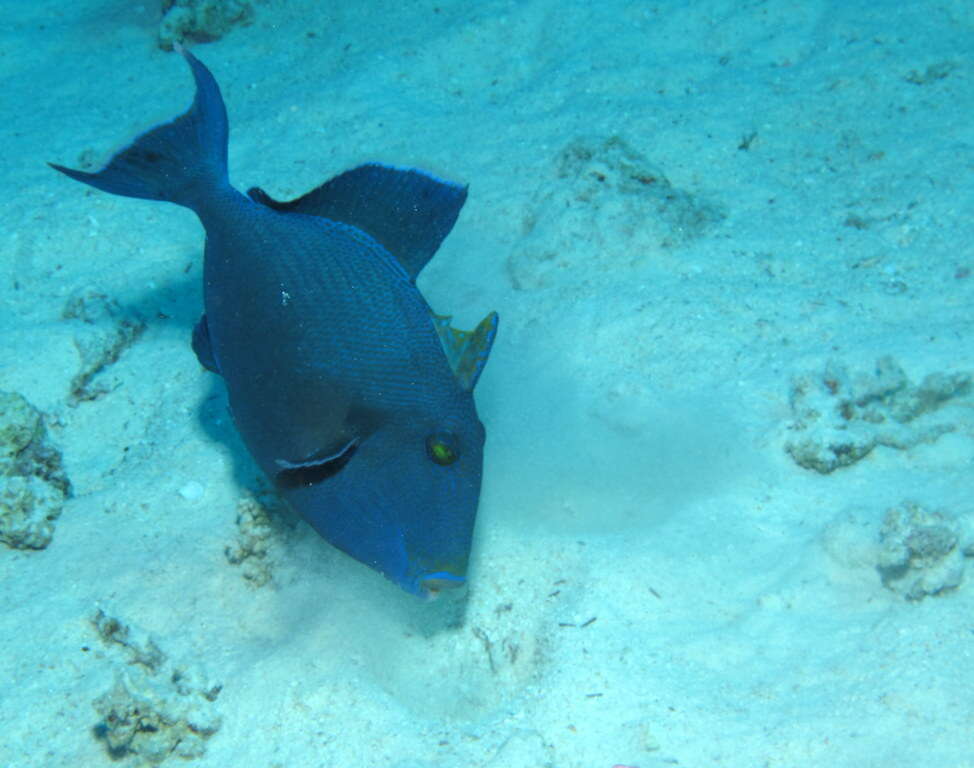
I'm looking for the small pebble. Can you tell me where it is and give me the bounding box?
[178,481,204,501]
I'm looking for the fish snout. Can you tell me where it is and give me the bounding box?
[418,571,467,597]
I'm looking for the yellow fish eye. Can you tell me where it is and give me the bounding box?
[426,433,459,465]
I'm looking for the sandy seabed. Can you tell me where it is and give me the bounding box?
[2,1,972,766]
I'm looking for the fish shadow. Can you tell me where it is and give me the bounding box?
[130,266,277,497]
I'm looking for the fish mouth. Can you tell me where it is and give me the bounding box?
[418,571,466,596]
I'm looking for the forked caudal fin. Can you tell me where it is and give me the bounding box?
[48,47,229,211]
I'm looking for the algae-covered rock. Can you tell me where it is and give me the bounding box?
[224,491,289,587]
[507,136,725,291]
[0,391,42,462]
[0,391,68,488]
[0,391,70,549]
[93,674,222,765]
[90,611,222,765]
[877,501,966,600]
[159,0,254,51]
[62,291,145,405]
[0,475,63,549]
[784,357,971,473]
[822,502,971,601]
[92,609,168,673]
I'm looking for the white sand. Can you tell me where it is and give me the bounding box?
[2,0,972,766]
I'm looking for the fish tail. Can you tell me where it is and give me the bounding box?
[49,46,229,211]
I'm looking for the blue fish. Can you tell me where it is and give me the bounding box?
[50,49,497,597]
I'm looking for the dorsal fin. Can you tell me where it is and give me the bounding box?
[432,311,498,392]
[247,163,467,281]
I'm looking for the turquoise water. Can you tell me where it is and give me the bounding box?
[1,1,972,766]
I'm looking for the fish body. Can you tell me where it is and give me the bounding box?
[51,50,496,597]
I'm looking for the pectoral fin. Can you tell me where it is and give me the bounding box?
[192,314,220,373]
[274,437,359,489]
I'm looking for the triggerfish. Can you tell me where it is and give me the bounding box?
[50,48,497,597]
